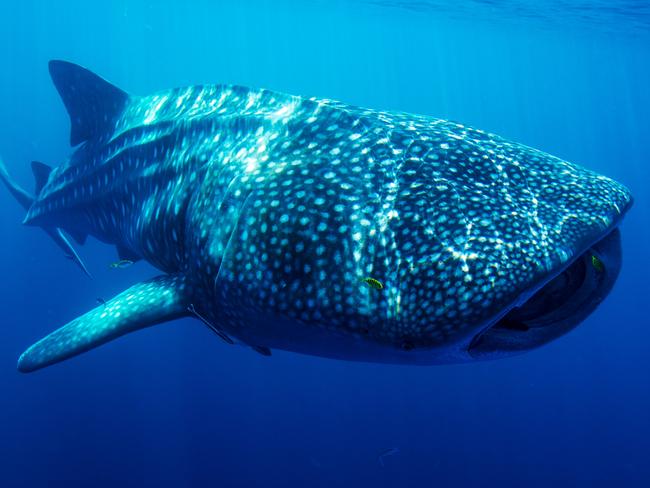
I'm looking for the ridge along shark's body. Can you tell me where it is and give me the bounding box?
[1,61,632,372]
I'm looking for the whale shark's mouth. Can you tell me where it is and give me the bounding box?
[468,228,622,358]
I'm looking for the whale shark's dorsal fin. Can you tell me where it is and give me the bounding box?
[18,275,190,372]
[48,60,129,146]
[31,161,52,194]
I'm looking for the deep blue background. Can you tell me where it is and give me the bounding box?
[1,1,648,487]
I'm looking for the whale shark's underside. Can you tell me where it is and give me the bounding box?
[0,61,632,372]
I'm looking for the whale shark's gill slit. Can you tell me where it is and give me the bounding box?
[187,304,234,344]
[212,183,256,296]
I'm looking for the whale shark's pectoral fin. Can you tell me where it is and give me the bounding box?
[18,275,189,373]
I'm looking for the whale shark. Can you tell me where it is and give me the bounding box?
[1,61,632,372]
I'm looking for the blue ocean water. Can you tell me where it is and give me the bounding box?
[0,1,648,486]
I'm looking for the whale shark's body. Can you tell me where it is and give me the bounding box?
[1,61,632,372]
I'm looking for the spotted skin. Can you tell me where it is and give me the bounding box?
[12,61,632,371]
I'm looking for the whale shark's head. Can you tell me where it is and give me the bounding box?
[368,132,634,363]
[200,114,632,364]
